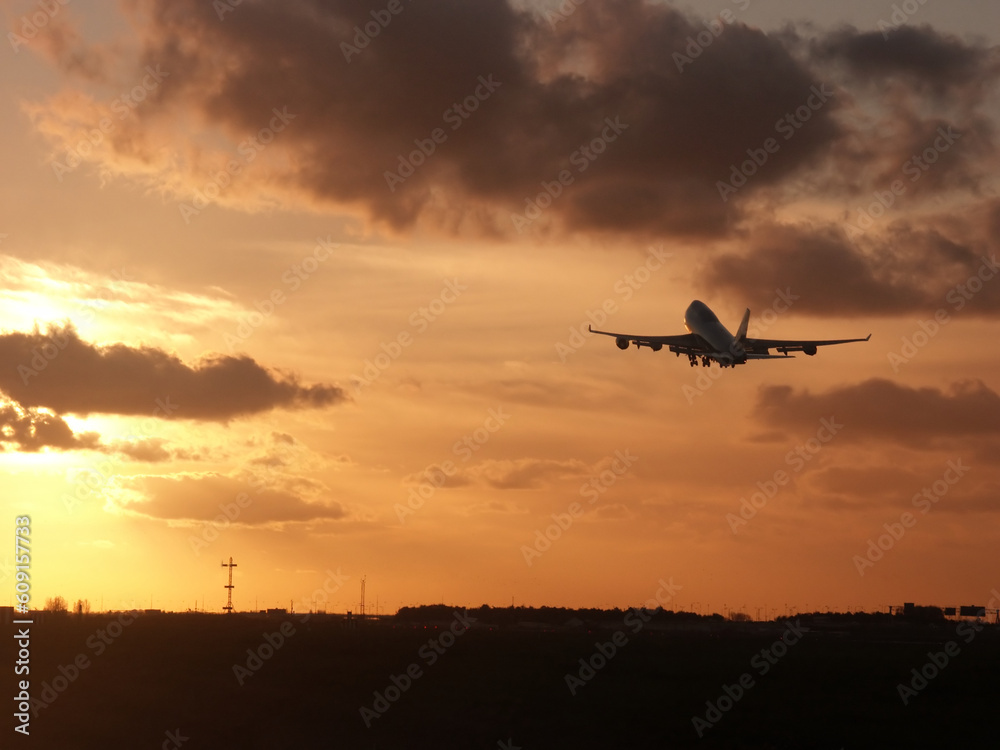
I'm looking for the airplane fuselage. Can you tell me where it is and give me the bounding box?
[683,301,742,363]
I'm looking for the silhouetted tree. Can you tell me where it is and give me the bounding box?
[45,596,68,613]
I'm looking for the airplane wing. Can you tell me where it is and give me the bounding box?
[744,334,871,356]
[588,326,707,353]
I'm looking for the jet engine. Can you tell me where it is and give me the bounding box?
[615,337,629,350]
[803,345,817,356]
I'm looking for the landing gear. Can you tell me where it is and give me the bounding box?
[701,356,710,367]
[687,354,698,367]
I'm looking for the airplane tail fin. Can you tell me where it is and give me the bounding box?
[734,308,750,346]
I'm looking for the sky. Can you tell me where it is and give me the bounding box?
[2,0,999,616]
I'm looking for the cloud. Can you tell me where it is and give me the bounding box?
[810,465,919,497]
[0,400,213,460]
[810,25,995,96]
[109,437,172,463]
[704,220,1000,316]
[753,378,1000,448]
[0,398,100,452]
[406,457,602,491]
[803,23,999,197]
[460,457,590,490]
[111,471,346,525]
[0,324,345,420]
[21,0,856,237]
[21,2,1000,249]
[803,463,1000,515]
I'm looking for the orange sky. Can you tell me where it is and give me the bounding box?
[2,0,1000,616]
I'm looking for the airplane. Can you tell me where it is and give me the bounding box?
[589,300,870,368]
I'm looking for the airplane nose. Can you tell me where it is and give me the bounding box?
[683,300,702,328]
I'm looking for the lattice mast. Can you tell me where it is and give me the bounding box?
[221,557,238,613]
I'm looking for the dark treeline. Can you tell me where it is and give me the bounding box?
[391,604,933,627]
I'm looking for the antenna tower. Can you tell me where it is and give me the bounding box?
[221,557,238,613]
[360,575,366,620]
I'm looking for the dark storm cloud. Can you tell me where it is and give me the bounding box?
[805,24,999,199]
[0,325,345,420]
[753,378,1000,448]
[811,25,993,94]
[704,221,1000,316]
[35,0,854,236]
[27,2,1000,238]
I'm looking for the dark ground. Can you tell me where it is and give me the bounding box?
[4,608,998,749]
